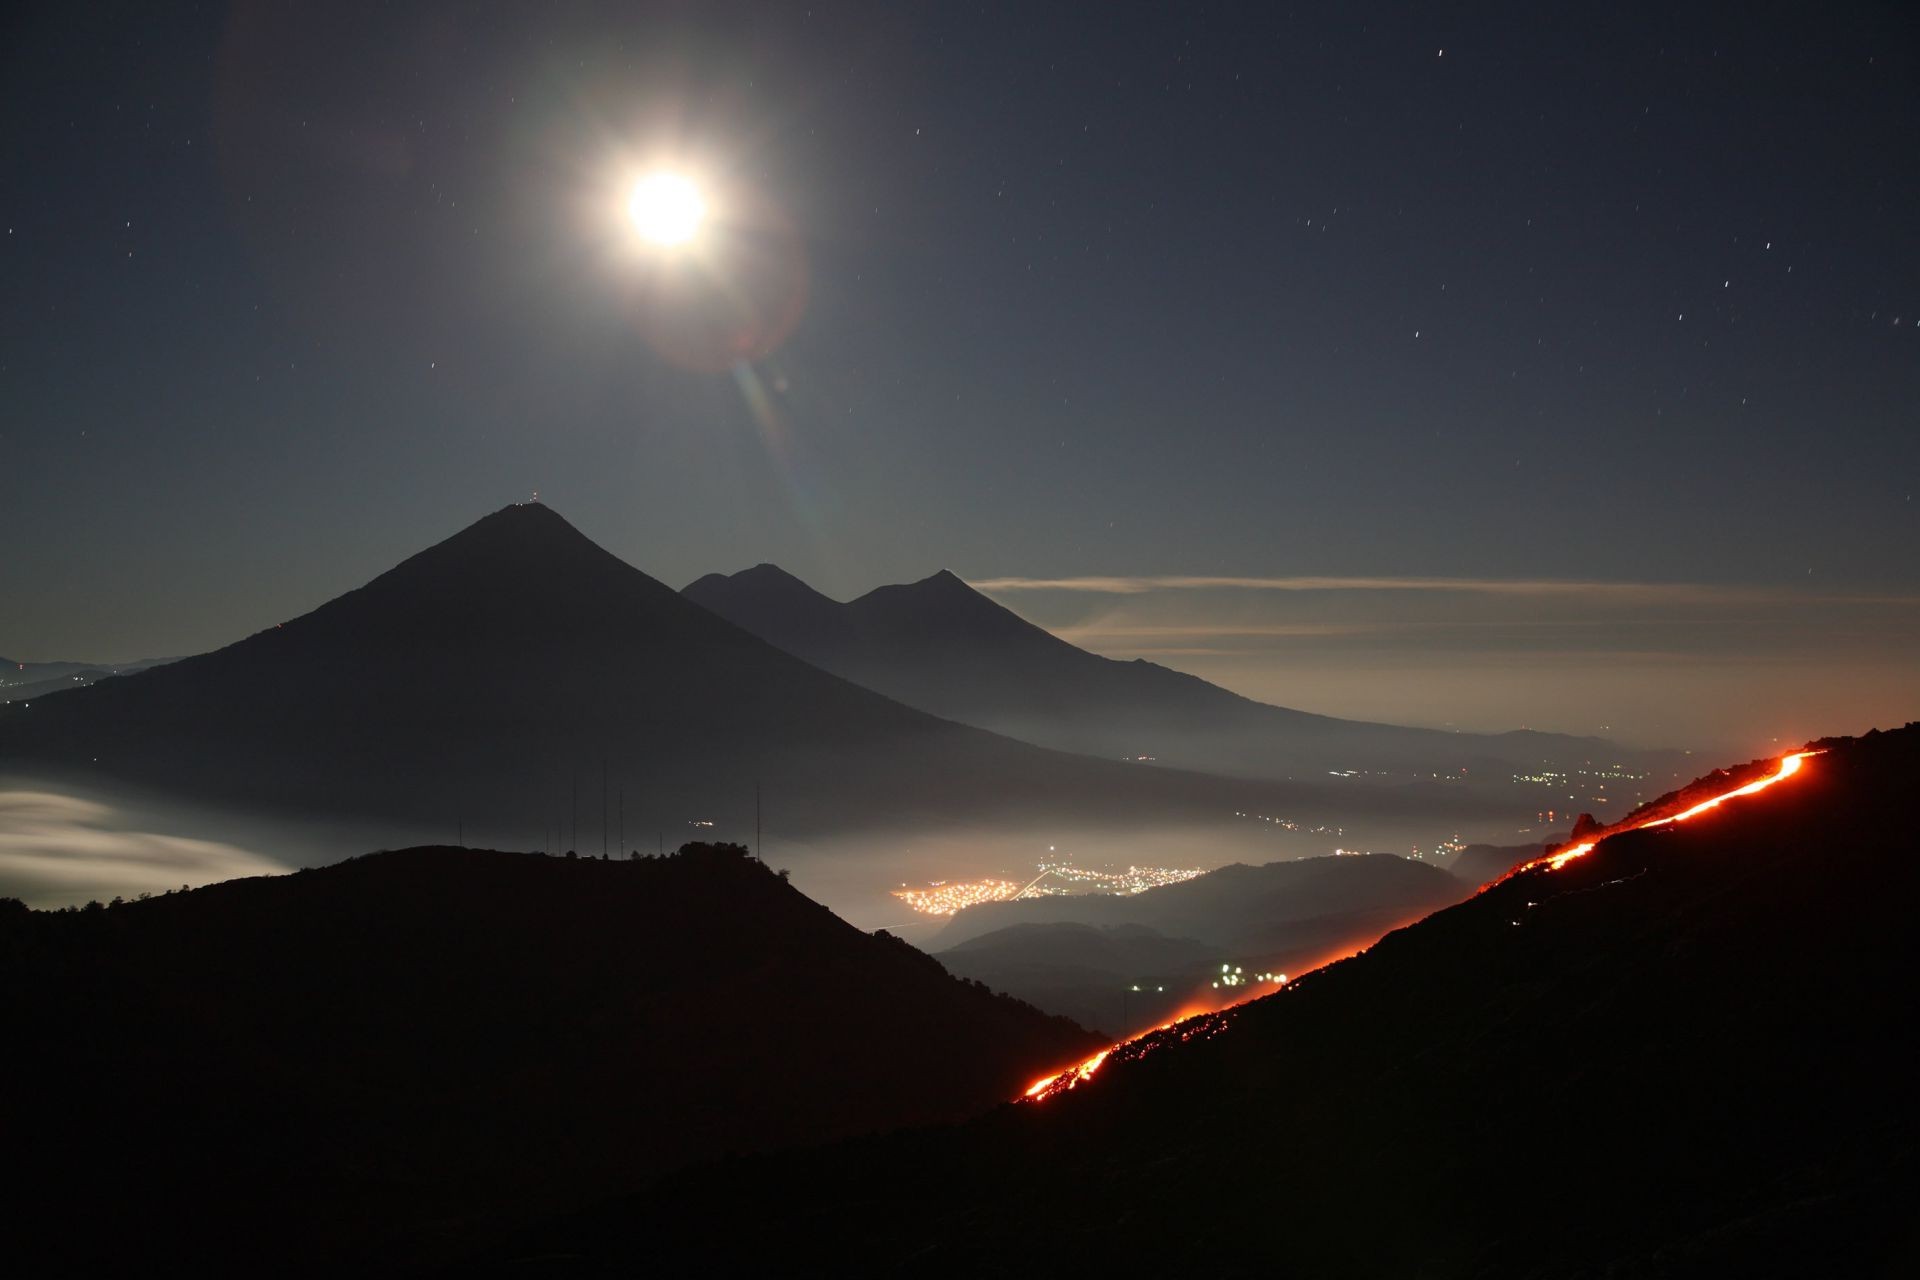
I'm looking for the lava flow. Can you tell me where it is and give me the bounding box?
[1023,1011,1233,1102]
[1020,748,1821,1104]
[1516,749,1818,875]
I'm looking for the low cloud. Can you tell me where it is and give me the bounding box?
[0,789,285,906]
[964,573,1920,749]
[970,574,1919,607]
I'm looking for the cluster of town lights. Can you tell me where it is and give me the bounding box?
[892,862,1205,916]
[1209,966,1289,990]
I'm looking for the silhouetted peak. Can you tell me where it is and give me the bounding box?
[278,500,695,639]
[839,569,1078,657]
[728,563,832,599]
[453,500,590,545]
[921,568,970,591]
[867,569,993,611]
[395,502,639,576]
[683,563,841,616]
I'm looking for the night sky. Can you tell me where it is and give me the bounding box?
[4,1,1915,747]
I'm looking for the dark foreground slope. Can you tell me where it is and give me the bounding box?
[684,563,1670,790]
[0,504,1488,844]
[484,725,1920,1278]
[0,843,1099,1275]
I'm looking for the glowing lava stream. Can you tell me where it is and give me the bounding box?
[1020,748,1821,1103]
[1521,749,1817,873]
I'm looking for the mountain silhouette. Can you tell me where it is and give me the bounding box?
[0,654,174,704]
[1450,834,1562,885]
[0,841,1101,1275]
[478,724,1920,1277]
[938,920,1224,1033]
[0,505,1487,842]
[683,562,1673,789]
[0,666,114,703]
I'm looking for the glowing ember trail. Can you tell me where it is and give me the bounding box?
[1022,980,1292,1101]
[1025,1049,1109,1098]
[1515,749,1817,876]
[1019,749,1821,1104]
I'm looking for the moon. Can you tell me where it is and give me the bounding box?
[628,173,706,246]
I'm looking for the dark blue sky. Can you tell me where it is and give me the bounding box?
[4,1,1915,743]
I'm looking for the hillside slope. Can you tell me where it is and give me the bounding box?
[487,724,1920,1277]
[0,842,1100,1275]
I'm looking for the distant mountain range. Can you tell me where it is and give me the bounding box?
[0,840,1100,1275]
[0,655,175,704]
[1449,834,1562,885]
[0,505,1497,849]
[481,725,1920,1276]
[683,563,1681,794]
[938,920,1225,1033]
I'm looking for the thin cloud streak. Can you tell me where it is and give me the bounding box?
[981,572,1920,747]
[1053,616,1900,643]
[1057,623,1381,639]
[971,574,1920,606]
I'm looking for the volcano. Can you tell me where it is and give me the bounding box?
[683,562,1676,789]
[0,504,1476,841]
[482,723,1920,1276]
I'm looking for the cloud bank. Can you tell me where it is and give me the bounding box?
[967,574,1920,750]
[0,789,286,906]
[970,575,1920,607]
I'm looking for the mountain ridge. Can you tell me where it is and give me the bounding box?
[682,560,1661,789]
[0,838,1102,1274]
[0,505,1497,860]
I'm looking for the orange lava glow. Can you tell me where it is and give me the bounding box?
[1020,749,1821,1104]
[1020,924,1442,1102]
[1024,1049,1109,1098]
[1021,976,1294,1101]
[1515,750,1817,877]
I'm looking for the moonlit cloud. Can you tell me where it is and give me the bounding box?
[970,574,1920,607]
[0,789,286,906]
[967,574,1920,750]
[1053,623,1385,640]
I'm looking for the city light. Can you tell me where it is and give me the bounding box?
[890,878,1024,916]
[890,861,1207,917]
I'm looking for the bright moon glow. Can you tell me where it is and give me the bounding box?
[628,173,706,245]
